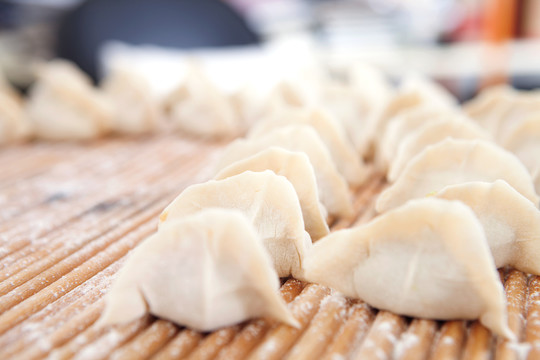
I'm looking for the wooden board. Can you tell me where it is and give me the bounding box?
[0,136,538,360]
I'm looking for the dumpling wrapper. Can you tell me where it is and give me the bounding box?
[215,147,329,241]
[376,138,539,213]
[248,108,368,187]
[164,67,240,139]
[100,208,298,331]
[0,92,32,144]
[159,170,312,279]
[101,69,160,135]
[379,106,457,171]
[304,198,513,339]
[216,125,353,218]
[502,115,540,194]
[435,180,540,275]
[363,74,456,162]
[26,60,114,140]
[387,116,490,181]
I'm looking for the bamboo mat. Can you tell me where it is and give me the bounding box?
[0,136,539,360]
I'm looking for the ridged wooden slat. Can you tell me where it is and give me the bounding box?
[1,137,540,360]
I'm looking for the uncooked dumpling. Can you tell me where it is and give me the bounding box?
[216,125,353,218]
[159,170,311,279]
[376,138,539,213]
[304,198,512,339]
[164,67,240,139]
[435,180,540,275]
[0,92,32,144]
[387,116,490,181]
[101,69,160,134]
[215,147,329,241]
[379,106,456,171]
[502,115,540,194]
[100,209,298,331]
[26,60,114,140]
[248,108,367,187]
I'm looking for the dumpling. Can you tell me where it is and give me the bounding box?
[463,85,514,120]
[502,115,540,194]
[435,180,540,275]
[163,67,240,139]
[387,116,490,181]
[159,170,311,279]
[363,75,456,161]
[248,108,367,187]
[376,139,539,213]
[379,106,456,171]
[0,92,32,144]
[216,125,353,218]
[304,198,512,339]
[215,147,329,241]
[26,60,114,140]
[348,63,394,156]
[317,82,367,153]
[101,69,160,135]
[100,208,298,331]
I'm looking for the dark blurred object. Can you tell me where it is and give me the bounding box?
[56,0,260,80]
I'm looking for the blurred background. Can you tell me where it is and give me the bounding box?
[0,0,539,100]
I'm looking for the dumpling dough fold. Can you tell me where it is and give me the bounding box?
[215,147,329,241]
[304,198,513,339]
[216,125,353,218]
[160,170,311,279]
[435,180,540,275]
[100,209,298,331]
[376,138,539,212]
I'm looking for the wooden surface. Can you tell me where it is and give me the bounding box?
[0,136,538,359]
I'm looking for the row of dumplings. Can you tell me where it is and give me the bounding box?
[99,70,382,330]
[306,81,540,339]
[99,65,540,340]
[0,59,390,146]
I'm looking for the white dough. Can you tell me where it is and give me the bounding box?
[376,138,539,212]
[436,180,540,275]
[216,125,353,218]
[379,106,456,171]
[215,147,329,241]
[26,60,114,140]
[502,115,540,195]
[388,116,490,181]
[159,170,312,279]
[304,198,513,339]
[100,209,298,331]
[248,108,367,187]
[164,67,240,139]
[101,69,160,135]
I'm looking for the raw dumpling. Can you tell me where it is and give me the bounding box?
[216,125,353,218]
[164,67,240,139]
[463,85,514,120]
[318,82,367,153]
[101,69,160,135]
[387,116,490,181]
[0,92,32,144]
[248,108,367,187]
[502,115,540,194]
[379,106,456,171]
[159,170,311,279]
[348,63,394,157]
[26,60,114,140]
[215,147,329,241]
[435,180,540,275]
[304,198,512,339]
[100,208,298,331]
[364,75,456,161]
[376,138,539,213]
